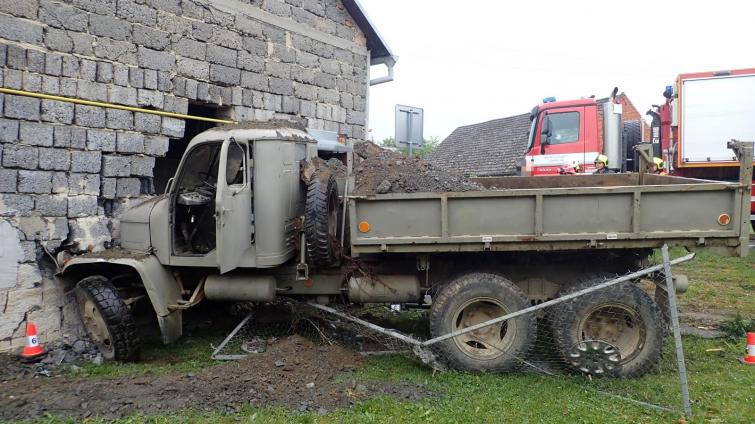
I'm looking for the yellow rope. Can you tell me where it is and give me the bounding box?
[0,87,237,125]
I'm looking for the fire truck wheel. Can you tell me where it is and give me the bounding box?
[74,276,141,362]
[550,274,664,377]
[429,273,536,372]
[305,171,339,268]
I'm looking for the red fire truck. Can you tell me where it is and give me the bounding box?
[522,68,755,229]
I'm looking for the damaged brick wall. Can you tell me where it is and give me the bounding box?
[0,0,370,352]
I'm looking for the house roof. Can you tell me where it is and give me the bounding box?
[342,0,395,64]
[427,112,532,176]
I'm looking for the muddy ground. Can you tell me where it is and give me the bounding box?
[351,141,483,195]
[0,335,427,421]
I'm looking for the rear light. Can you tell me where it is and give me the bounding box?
[717,214,731,226]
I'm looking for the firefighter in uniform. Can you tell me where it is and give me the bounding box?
[593,154,612,174]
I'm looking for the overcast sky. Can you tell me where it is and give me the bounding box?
[361,0,755,143]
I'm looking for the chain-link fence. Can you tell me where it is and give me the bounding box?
[212,246,695,417]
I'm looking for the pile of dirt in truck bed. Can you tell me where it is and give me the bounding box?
[351,141,484,195]
[0,335,428,421]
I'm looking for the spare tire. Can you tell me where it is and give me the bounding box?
[623,120,642,172]
[304,171,339,268]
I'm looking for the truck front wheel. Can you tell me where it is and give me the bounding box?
[429,273,536,372]
[549,275,664,377]
[74,276,140,362]
[304,171,339,268]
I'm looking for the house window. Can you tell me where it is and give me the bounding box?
[548,112,580,144]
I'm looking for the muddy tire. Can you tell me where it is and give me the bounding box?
[74,276,140,362]
[550,274,664,377]
[623,120,642,172]
[429,273,536,372]
[305,171,339,268]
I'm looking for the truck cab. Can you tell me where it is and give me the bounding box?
[523,98,602,175]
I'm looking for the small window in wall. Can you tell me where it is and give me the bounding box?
[548,112,580,144]
[153,103,230,193]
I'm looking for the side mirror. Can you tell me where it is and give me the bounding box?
[540,115,551,154]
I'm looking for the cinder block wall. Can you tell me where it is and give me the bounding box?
[0,0,370,351]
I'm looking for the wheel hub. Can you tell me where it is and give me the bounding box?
[579,304,643,364]
[567,340,621,374]
[78,297,114,354]
[452,298,514,360]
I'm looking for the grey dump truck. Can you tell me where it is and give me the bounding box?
[59,121,753,377]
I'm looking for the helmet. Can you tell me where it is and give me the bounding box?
[594,154,609,166]
[653,157,665,169]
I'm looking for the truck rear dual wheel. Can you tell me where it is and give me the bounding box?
[304,171,339,268]
[549,275,664,377]
[74,276,140,362]
[429,273,536,372]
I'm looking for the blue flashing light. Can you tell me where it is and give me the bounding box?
[542,96,556,103]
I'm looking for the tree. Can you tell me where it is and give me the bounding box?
[379,136,439,158]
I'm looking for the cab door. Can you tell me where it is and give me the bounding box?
[528,107,586,174]
[215,137,252,273]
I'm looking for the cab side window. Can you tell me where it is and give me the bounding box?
[548,112,580,144]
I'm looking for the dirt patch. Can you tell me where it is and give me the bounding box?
[351,142,483,195]
[0,335,428,421]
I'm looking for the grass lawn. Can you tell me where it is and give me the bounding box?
[31,249,755,424]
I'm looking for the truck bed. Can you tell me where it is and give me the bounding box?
[348,173,750,256]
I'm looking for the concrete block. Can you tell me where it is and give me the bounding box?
[2,144,38,169]
[116,132,145,154]
[60,78,77,96]
[41,75,60,94]
[52,126,71,148]
[272,44,296,63]
[3,69,23,89]
[133,25,170,50]
[71,127,87,149]
[210,27,242,49]
[67,195,98,217]
[177,56,209,80]
[266,62,291,79]
[27,50,44,72]
[17,263,42,288]
[39,0,88,31]
[4,95,40,120]
[96,62,114,83]
[210,64,241,85]
[264,93,282,112]
[241,72,268,91]
[0,0,38,18]
[130,155,155,177]
[157,71,173,91]
[18,170,52,194]
[147,0,181,14]
[22,72,42,92]
[134,112,161,134]
[113,64,130,86]
[262,24,286,44]
[282,96,299,114]
[101,178,116,199]
[236,15,263,37]
[38,148,71,171]
[0,118,20,142]
[6,45,26,70]
[75,105,106,128]
[318,88,339,104]
[0,13,43,45]
[269,77,294,95]
[0,194,34,216]
[313,72,335,89]
[20,241,36,263]
[175,38,206,60]
[41,100,74,124]
[116,178,141,198]
[94,38,137,64]
[137,89,163,108]
[117,0,157,26]
[242,37,266,56]
[102,155,131,177]
[144,135,169,156]
[89,13,131,41]
[86,129,116,152]
[106,109,134,130]
[79,59,97,81]
[77,80,108,101]
[0,169,17,192]
[161,117,185,138]
[206,44,236,67]
[237,51,264,73]
[68,216,111,253]
[44,27,73,53]
[68,173,100,196]
[70,150,102,173]
[320,58,341,76]
[185,79,199,100]
[129,67,144,88]
[294,83,317,101]
[191,20,212,41]
[108,85,138,106]
[51,172,67,194]
[35,195,67,216]
[137,47,175,71]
